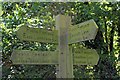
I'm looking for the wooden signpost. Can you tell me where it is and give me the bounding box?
[11,14,99,78]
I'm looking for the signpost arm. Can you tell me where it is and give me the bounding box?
[69,45,74,77]
[55,14,73,78]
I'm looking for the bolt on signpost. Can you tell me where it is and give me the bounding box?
[11,14,99,78]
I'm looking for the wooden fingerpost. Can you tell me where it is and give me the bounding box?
[55,14,73,78]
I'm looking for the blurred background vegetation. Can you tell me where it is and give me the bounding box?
[0,1,120,79]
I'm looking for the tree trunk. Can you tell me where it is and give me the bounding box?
[109,23,115,52]
[104,17,109,53]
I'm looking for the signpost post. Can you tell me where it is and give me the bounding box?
[55,15,73,78]
[11,14,99,78]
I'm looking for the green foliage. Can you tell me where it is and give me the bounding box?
[1,2,120,79]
